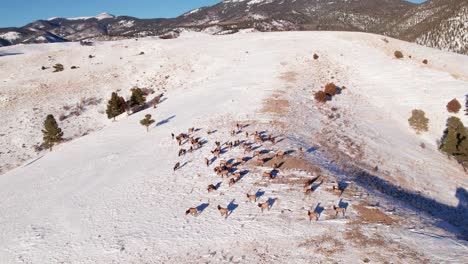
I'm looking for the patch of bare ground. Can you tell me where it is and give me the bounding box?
[299,234,344,258]
[344,227,386,248]
[261,98,289,116]
[278,71,298,83]
[267,155,322,174]
[350,203,396,225]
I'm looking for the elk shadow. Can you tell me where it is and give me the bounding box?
[177,161,189,170]
[267,198,277,208]
[251,145,262,151]
[196,203,210,214]
[338,198,349,210]
[214,182,222,190]
[156,115,176,126]
[306,146,318,153]
[285,149,295,155]
[227,199,239,216]
[314,203,325,216]
[0,52,23,57]
[338,181,349,191]
[255,189,265,199]
[271,169,279,178]
[312,180,324,191]
[210,156,217,164]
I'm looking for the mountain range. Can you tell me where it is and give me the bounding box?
[0,0,466,54]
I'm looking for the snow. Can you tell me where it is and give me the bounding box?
[47,13,115,21]
[0,31,21,42]
[0,31,467,262]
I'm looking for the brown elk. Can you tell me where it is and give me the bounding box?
[236,157,245,164]
[244,146,252,154]
[220,170,229,178]
[234,140,240,146]
[275,151,285,159]
[211,150,221,158]
[332,185,344,196]
[255,136,263,144]
[177,139,182,146]
[228,178,236,187]
[307,210,319,222]
[207,184,217,192]
[225,163,234,169]
[256,158,265,166]
[178,149,186,156]
[245,131,249,138]
[230,130,236,136]
[219,160,227,166]
[204,157,210,166]
[262,171,273,179]
[227,142,233,149]
[214,166,222,174]
[188,127,195,134]
[258,202,270,212]
[193,141,201,149]
[253,150,261,157]
[304,188,313,196]
[173,162,181,171]
[246,193,257,202]
[185,207,198,216]
[271,162,279,169]
[217,205,229,219]
[215,141,221,147]
[333,205,346,217]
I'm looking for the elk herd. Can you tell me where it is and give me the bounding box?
[173,123,348,223]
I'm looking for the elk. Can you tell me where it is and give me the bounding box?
[275,151,285,159]
[204,157,210,166]
[234,140,240,146]
[253,150,261,157]
[193,141,202,149]
[244,146,252,154]
[262,171,272,179]
[332,185,344,196]
[207,184,217,192]
[236,123,241,131]
[178,149,186,156]
[225,163,234,169]
[230,130,236,136]
[220,170,229,178]
[304,188,313,196]
[307,210,319,222]
[215,141,221,147]
[207,129,214,135]
[245,131,249,138]
[333,205,346,217]
[236,157,245,164]
[173,162,181,171]
[214,166,222,174]
[211,150,221,158]
[246,193,257,202]
[255,136,263,144]
[177,139,182,146]
[227,142,233,149]
[171,133,175,140]
[256,158,265,166]
[258,202,270,212]
[185,207,198,216]
[228,178,236,187]
[271,162,279,169]
[219,160,227,166]
[188,127,195,134]
[217,205,229,219]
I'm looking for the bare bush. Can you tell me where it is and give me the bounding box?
[446,98,461,113]
[394,50,404,59]
[313,53,319,60]
[314,91,327,103]
[422,59,428,64]
[324,83,338,96]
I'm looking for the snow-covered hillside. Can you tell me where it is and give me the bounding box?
[0,32,467,263]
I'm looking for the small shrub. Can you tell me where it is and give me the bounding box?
[422,59,428,64]
[70,66,79,69]
[420,142,426,149]
[324,83,338,96]
[41,66,47,70]
[89,55,95,59]
[394,50,404,59]
[139,51,145,55]
[42,114,64,150]
[313,53,319,60]
[446,98,461,113]
[140,114,155,132]
[408,109,429,134]
[314,91,327,103]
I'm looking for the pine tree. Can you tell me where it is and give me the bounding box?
[106,92,127,120]
[42,114,64,150]
[465,95,467,115]
[130,87,146,108]
[440,117,468,167]
[408,109,429,134]
[140,114,155,132]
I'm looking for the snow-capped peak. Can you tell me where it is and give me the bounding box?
[47,13,115,21]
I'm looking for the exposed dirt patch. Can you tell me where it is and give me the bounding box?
[279,71,298,83]
[266,155,322,175]
[343,227,386,247]
[261,98,289,115]
[352,203,396,225]
[299,234,344,257]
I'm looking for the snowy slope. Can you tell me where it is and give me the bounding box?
[0,32,467,263]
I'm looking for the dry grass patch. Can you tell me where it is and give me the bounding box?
[344,227,386,248]
[279,71,298,83]
[261,98,289,115]
[300,235,344,257]
[265,156,321,174]
[352,204,395,225]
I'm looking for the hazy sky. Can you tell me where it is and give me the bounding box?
[1,0,427,28]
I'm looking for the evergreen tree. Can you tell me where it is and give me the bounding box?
[408,109,429,134]
[42,114,64,150]
[140,114,155,132]
[440,117,468,168]
[130,87,146,108]
[465,95,467,115]
[106,92,127,120]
